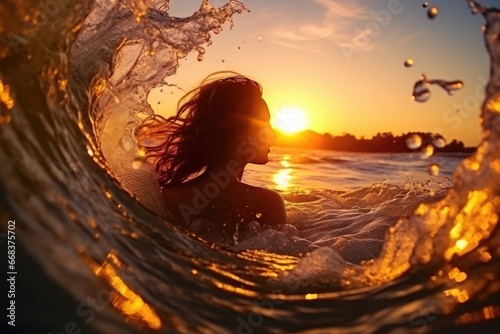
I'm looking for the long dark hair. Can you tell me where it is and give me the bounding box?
[135,72,263,188]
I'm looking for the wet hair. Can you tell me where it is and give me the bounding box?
[135,72,263,188]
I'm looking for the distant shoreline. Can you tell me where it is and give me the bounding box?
[272,146,476,155]
[273,130,477,154]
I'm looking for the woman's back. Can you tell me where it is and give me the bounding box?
[162,173,286,237]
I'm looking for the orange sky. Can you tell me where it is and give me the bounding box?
[148,0,498,147]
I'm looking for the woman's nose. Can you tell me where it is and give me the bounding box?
[264,125,275,144]
[270,126,276,142]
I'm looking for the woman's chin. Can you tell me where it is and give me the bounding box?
[250,155,269,165]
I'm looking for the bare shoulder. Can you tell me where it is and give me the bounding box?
[256,187,285,206]
[240,184,286,225]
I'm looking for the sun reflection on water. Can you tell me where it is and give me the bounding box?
[273,154,292,190]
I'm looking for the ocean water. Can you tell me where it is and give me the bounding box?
[245,147,464,191]
[1,1,499,333]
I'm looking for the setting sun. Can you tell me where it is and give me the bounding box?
[272,106,309,134]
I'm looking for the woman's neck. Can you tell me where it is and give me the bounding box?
[206,158,246,182]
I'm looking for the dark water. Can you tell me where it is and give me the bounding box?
[1,0,499,333]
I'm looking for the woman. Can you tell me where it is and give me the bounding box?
[136,72,286,242]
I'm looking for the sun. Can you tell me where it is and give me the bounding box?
[272,106,309,134]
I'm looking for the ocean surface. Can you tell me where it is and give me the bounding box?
[1,0,500,333]
[245,147,464,191]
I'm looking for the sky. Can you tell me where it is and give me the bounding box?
[148,0,499,147]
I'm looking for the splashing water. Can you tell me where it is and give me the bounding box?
[404,58,414,67]
[421,144,435,159]
[428,162,441,176]
[468,0,487,15]
[428,6,439,19]
[432,134,447,148]
[406,133,423,149]
[412,74,464,102]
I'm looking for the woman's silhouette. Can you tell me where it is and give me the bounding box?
[136,73,286,242]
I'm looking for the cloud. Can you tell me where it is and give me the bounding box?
[314,0,371,21]
[398,31,424,44]
[268,0,373,53]
[271,39,324,54]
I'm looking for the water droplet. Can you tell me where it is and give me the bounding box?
[406,134,422,149]
[196,47,205,62]
[441,80,464,95]
[257,35,263,41]
[255,213,262,219]
[412,75,463,102]
[428,163,440,176]
[432,134,446,148]
[132,158,144,170]
[233,222,240,245]
[137,147,146,157]
[248,221,261,233]
[422,2,429,8]
[468,1,485,15]
[427,6,439,19]
[421,144,434,159]
[404,58,414,67]
[412,77,431,102]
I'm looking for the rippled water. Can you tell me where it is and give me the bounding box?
[1,0,499,333]
[245,147,464,190]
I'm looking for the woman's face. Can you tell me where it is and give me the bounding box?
[239,97,275,165]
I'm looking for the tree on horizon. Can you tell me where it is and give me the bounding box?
[272,129,474,153]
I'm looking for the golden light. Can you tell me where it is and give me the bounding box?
[86,253,162,330]
[273,169,292,191]
[272,106,309,134]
